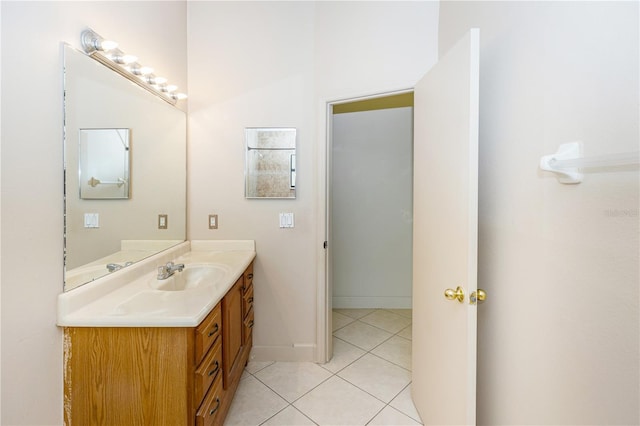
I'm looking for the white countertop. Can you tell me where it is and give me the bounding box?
[57,240,256,327]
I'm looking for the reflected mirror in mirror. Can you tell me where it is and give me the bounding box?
[79,128,130,199]
[245,128,297,199]
[63,44,186,291]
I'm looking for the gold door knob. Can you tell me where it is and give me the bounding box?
[444,286,465,303]
[470,289,487,305]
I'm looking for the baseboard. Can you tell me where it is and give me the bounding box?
[332,296,412,309]
[249,344,316,362]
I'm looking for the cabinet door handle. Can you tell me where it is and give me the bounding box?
[209,398,220,417]
[208,361,220,378]
[208,323,219,337]
[248,320,254,328]
[247,273,253,280]
[248,297,254,303]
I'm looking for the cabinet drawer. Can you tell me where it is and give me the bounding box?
[243,262,253,291]
[195,303,221,365]
[195,376,223,426]
[194,340,222,406]
[244,307,254,343]
[242,284,254,318]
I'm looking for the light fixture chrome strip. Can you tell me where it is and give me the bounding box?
[80,28,187,106]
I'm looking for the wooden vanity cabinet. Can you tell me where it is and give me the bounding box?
[221,261,255,388]
[222,276,245,389]
[242,263,255,344]
[63,262,254,426]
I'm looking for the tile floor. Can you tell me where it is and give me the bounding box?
[224,309,422,426]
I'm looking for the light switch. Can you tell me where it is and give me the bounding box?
[209,214,218,229]
[279,212,294,228]
[84,213,99,228]
[158,214,168,229]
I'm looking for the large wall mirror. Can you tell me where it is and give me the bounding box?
[63,44,186,291]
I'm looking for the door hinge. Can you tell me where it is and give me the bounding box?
[323,241,328,249]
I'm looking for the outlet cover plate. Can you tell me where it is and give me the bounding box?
[158,214,168,229]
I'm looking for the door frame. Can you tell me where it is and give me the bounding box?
[315,88,414,363]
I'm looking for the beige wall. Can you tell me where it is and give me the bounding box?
[5,1,631,424]
[331,107,414,309]
[0,2,187,424]
[439,2,639,424]
[186,1,439,361]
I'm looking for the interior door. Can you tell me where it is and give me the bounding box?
[412,28,480,425]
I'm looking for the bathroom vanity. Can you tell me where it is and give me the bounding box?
[58,241,255,426]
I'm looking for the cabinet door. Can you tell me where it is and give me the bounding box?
[222,276,244,389]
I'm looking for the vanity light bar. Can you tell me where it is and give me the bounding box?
[80,28,187,105]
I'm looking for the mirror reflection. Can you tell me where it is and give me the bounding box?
[64,44,186,291]
[79,128,130,199]
[245,128,297,199]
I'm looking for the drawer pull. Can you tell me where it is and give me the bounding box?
[248,320,254,328]
[209,398,220,417]
[248,297,254,303]
[247,273,253,279]
[208,323,219,337]
[208,361,220,378]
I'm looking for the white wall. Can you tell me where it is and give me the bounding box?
[0,2,187,424]
[439,2,639,424]
[186,1,439,360]
[331,107,413,309]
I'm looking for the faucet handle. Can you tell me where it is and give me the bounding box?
[157,265,167,279]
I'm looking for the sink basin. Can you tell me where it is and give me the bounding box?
[149,265,229,291]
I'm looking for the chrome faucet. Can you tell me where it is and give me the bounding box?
[157,261,185,280]
[106,261,133,272]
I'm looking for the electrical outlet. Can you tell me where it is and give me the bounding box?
[158,214,168,229]
[209,214,218,229]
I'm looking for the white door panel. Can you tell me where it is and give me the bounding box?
[412,28,480,425]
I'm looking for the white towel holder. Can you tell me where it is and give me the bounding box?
[539,141,640,184]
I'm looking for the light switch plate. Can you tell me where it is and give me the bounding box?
[84,213,99,228]
[158,214,168,229]
[209,214,218,229]
[279,212,294,228]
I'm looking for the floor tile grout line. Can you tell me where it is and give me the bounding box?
[327,311,418,421]
[331,333,411,374]
[334,316,412,338]
[388,382,424,424]
[257,403,320,426]
[239,309,418,425]
[248,355,412,422]
[333,370,412,408]
[251,365,335,407]
[332,309,419,424]
[332,338,412,407]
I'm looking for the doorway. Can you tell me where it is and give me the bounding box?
[326,91,414,360]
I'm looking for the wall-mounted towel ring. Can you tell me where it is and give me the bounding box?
[539,141,640,184]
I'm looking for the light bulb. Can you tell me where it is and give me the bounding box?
[153,76,168,85]
[173,93,188,101]
[130,65,154,76]
[120,54,138,65]
[164,85,178,93]
[138,66,154,75]
[109,53,138,65]
[100,40,118,51]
